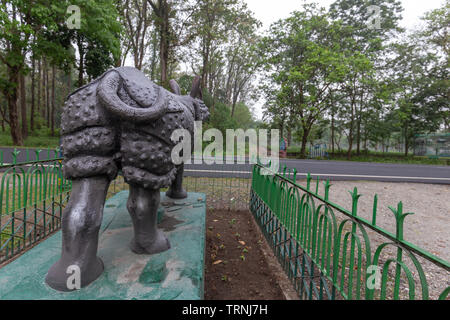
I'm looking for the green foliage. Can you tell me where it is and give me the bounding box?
[328,150,449,166]
[0,129,59,148]
[259,3,362,156]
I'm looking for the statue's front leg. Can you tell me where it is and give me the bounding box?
[127,185,170,254]
[166,164,187,199]
[45,176,110,291]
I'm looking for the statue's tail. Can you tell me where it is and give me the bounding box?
[97,70,167,122]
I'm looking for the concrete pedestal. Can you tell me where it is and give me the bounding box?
[0,191,206,300]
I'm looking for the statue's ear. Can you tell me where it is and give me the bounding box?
[190,76,202,99]
[169,79,181,95]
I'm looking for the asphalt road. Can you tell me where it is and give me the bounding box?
[0,146,59,164]
[184,157,450,184]
[1,147,449,184]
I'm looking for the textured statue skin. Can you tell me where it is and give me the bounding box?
[45,67,209,291]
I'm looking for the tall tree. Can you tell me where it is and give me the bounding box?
[119,0,153,70]
[260,4,354,158]
[329,0,403,157]
[0,1,75,144]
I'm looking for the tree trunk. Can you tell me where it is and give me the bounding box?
[20,72,27,139]
[287,127,292,146]
[331,113,335,154]
[46,60,50,127]
[300,126,310,159]
[1,99,5,132]
[347,130,353,160]
[404,127,409,157]
[347,96,356,160]
[77,35,84,88]
[37,58,41,118]
[1,104,5,132]
[150,32,158,81]
[202,39,210,91]
[6,66,23,145]
[51,65,56,136]
[356,108,361,156]
[42,57,47,119]
[67,71,72,98]
[158,0,169,86]
[31,56,35,132]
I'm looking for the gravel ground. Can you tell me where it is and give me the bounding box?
[306,180,449,299]
[322,181,450,261]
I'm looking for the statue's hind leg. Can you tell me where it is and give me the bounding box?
[45,176,110,291]
[127,185,170,254]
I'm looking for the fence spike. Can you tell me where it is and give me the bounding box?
[12,148,20,165]
[306,173,312,190]
[35,149,42,161]
[348,187,361,217]
[388,201,414,241]
[324,179,331,201]
[315,176,319,195]
[372,194,378,226]
[54,147,61,159]
[293,168,297,183]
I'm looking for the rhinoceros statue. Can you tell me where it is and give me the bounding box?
[45,67,209,291]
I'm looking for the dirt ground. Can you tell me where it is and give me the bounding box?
[204,181,449,300]
[204,209,285,300]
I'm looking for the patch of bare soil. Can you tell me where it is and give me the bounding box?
[205,209,285,300]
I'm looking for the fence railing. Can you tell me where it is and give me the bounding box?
[4,147,447,300]
[250,163,450,300]
[108,167,252,211]
[308,144,329,159]
[0,150,252,264]
[0,149,71,263]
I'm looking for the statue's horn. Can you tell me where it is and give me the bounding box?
[190,76,202,99]
[98,70,167,122]
[169,79,181,95]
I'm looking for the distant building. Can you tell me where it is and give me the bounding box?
[414,133,450,157]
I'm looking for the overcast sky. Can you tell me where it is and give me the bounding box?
[244,0,447,120]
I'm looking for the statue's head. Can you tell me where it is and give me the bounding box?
[170,76,210,122]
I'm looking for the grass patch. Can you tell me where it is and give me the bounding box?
[287,148,449,165]
[329,152,449,166]
[0,131,60,148]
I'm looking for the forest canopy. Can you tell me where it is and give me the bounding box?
[0,0,448,159]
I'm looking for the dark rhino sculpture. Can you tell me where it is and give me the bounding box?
[45,67,209,291]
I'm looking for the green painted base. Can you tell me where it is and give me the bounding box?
[0,192,206,300]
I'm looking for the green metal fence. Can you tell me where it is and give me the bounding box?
[0,149,71,263]
[0,148,253,265]
[2,147,448,300]
[250,163,450,300]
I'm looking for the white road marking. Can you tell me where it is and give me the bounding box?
[184,169,450,181]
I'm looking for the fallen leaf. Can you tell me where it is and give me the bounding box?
[239,241,246,246]
[213,260,223,265]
